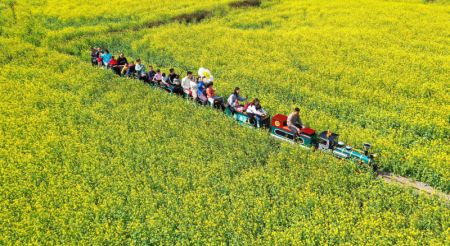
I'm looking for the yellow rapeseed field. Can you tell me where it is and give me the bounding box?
[0,0,449,244]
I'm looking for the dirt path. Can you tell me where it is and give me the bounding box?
[378,172,449,202]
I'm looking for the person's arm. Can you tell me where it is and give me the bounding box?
[259,108,267,116]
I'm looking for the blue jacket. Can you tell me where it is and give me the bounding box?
[101,53,112,64]
[197,82,205,96]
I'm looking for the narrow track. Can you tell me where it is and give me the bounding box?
[377,172,449,202]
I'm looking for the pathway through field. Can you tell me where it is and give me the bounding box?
[378,172,449,203]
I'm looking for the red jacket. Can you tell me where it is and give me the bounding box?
[109,59,117,66]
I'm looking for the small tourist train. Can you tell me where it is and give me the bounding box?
[90,48,378,171]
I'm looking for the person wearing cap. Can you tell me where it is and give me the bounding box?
[287,107,304,134]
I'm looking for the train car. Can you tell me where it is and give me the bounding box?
[270,114,317,148]
[224,107,270,128]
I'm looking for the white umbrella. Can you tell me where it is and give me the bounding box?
[198,67,213,82]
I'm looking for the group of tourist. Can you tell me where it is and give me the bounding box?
[90,47,304,132]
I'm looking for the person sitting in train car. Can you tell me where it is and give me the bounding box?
[197,78,208,102]
[97,51,104,67]
[96,47,102,55]
[123,60,135,77]
[190,78,198,100]
[93,47,102,66]
[168,68,178,84]
[182,71,194,95]
[287,107,304,135]
[197,78,206,96]
[121,61,129,75]
[206,83,223,107]
[246,99,267,127]
[109,56,120,75]
[152,69,163,84]
[117,53,128,74]
[108,55,117,67]
[227,87,247,113]
[172,78,184,95]
[134,59,147,81]
[101,49,112,68]
[161,73,171,86]
[90,47,98,66]
[147,66,156,82]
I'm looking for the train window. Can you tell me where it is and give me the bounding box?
[275,130,295,140]
[320,139,328,146]
[275,130,287,137]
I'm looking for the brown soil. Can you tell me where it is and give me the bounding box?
[229,0,261,8]
[378,172,449,203]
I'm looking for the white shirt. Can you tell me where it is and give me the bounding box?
[181,76,191,90]
[246,105,266,116]
[190,81,198,91]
